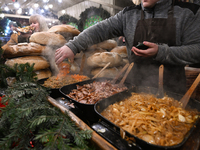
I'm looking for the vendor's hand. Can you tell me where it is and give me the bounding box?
[55,45,75,65]
[131,41,158,58]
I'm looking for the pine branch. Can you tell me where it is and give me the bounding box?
[0,63,93,149]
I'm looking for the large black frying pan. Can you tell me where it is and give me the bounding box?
[94,86,200,150]
[59,77,134,122]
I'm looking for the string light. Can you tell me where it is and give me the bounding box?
[29,8,34,14]
[44,5,49,10]
[4,6,9,11]
[17,8,22,14]
[43,0,49,2]
[41,9,45,13]
[0,14,5,18]
[49,4,53,9]
[62,10,65,14]
[14,2,20,8]
[34,3,39,8]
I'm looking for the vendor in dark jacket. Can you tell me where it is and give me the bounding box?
[55,0,200,94]
[9,21,18,34]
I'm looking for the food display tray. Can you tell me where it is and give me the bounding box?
[94,86,200,150]
[59,77,133,122]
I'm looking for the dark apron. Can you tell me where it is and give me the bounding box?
[128,4,186,94]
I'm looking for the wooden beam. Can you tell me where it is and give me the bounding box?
[3,14,59,22]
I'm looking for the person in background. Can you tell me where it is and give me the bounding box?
[2,14,49,52]
[55,0,200,94]
[1,22,20,50]
[18,14,49,43]
[29,14,49,32]
[9,21,18,34]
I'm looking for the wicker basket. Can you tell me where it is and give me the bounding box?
[185,66,200,102]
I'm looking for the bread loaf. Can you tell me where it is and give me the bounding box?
[29,32,67,46]
[97,39,117,50]
[74,51,84,59]
[87,52,123,68]
[85,47,107,58]
[91,67,122,78]
[3,42,46,58]
[48,24,80,39]
[88,44,98,50]
[123,58,129,64]
[5,56,50,71]
[35,69,52,80]
[110,46,127,58]
[2,33,18,52]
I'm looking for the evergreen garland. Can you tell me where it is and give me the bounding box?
[78,5,111,31]
[58,14,79,25]
[58,14,79,29]
[0,60,16,88]
[0,63,93,149]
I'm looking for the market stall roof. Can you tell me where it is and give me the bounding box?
[0,0,123,12]
[0,0,131,20]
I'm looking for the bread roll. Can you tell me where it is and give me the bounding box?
[87,52,123,68]
[97,39,117,50]
[5,56,50,71]
[2,44,11,53]
[2,33,18,52]
[91,67,122,78]
[29,32,67,46]
[48,24,80,39]
[85,47,107,58]
[74,51,84,59]
[3,42,46,58]
[35,69,52,80]
[123,58,129,64]
[6,33,18,45]
[88,44,98,50]
[110,46,127,58]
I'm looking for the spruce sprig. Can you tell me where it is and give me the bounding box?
[0,63,93,150]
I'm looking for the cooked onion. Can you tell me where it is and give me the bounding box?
[101,92,199,146]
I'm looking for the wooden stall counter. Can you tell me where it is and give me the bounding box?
[48,96,200,150]
[48,96,117,150]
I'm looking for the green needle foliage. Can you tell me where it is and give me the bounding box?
[0,48,16,88]
[0,63,93,150]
